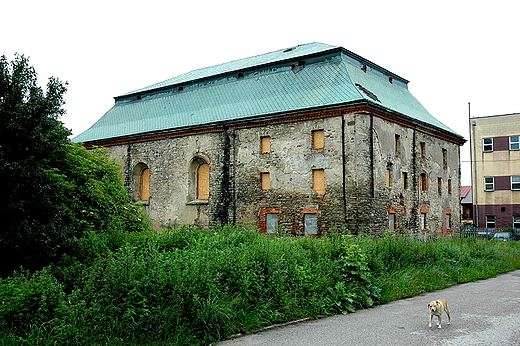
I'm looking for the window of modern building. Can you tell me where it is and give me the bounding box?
[486,215,496,228]
[513,216,520,229]
[266,213,279,234]
[395,134,401,156]
[261,136,271,154]
[419,173,428,191]
[402,172,408,189]
[197,163,210,200]
[483,138,493,152]
[511,176,520,190]
[304,213,318,235]
[312,130,325,149]
[261,172,270,190]
[313,169,325,195]
[484,177,495,191]
[510,135,519,150]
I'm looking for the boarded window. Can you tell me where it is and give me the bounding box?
[261,172,270,190]
[312,130,325,149]
[386,169,392,187]
[140,168,150,201]
[420,213,427,230]
[388,212,396,231]
[261,136,271,154]
[304,213,318,235]
[266,213,278,234]
[197,163,210,199]
[313,169,325,195]
[445,213,451,230]
[420,173,428,191]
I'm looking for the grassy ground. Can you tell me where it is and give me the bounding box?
[1,226,519,345]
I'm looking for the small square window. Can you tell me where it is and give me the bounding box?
[483,138,493,152]
[484,177,495,191]
[510,135,519,150]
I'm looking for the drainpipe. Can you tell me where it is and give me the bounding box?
[470,104,479,227]
[369,113,375,198]
[342,113,348,225]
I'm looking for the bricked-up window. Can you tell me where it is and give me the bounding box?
[388,211,396,231]
[266,213,279,234]
[419,142,426,158]
[312,130,325,149]
[420,213,427,230]
[132,163,150,202]
[261,136,271,154]
[419,173,428,191]
[261,172,270,190]
[304,213,318,235]
[510,135,519,150]
[197,164,210,200]
[402,172,408,189]
[442,149,447,168]
[313,169,325,195]
[395,134,401,155]
[486,215,496,228]
[511,176,520,190]
[483,138,493,152]
[484,177,495,191]
[386,169,392,187]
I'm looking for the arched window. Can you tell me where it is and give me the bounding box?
[189,156,210,203]
[132,163,150,202]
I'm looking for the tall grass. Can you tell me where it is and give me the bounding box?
[1,226,519,345]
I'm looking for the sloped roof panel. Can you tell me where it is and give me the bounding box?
[74,43,463,143]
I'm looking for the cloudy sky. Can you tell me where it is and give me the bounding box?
[3,0,519,185]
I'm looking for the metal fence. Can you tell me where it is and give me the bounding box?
[461,226,519,240]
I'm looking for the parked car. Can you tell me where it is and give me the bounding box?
[492,232,514,241]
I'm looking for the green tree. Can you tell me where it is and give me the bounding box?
[0,54,147,276]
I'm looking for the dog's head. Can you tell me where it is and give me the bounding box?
[428,301,440,312]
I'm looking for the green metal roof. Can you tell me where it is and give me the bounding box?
[74,43,461,143]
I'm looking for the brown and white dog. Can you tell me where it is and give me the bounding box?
[428,299,451,328]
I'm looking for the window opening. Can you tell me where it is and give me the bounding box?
[312,130,324,149]
[442,149,447,168]
[510,135,519,150]
[395,134,401,156]
[513,216,520,229]
[419,173,428,191]
[197,163,210,200]
[386,169,392,187]
[402,172,408,189]
[486,215,496,229]
[261,136,271,154]
[304,213,318,235]
[484,177,495,191]
[437,177,442,194]
[511,176,520,190]
[261,172,270,190]
[420,213,426,230]
[266,213,279,234]
[140,168,150,201]
[447,179,452,194]
[483,138,493,152]
[313,169,325,195]
[419,142,426,158]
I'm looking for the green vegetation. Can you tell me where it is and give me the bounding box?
[0,54,148,276]
[1,226,519,346]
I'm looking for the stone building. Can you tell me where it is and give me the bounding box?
[75,43,465,237]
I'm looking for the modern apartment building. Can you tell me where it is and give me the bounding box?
[469,113,520,228]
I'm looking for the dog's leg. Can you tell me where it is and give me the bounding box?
[437,314,442,329]
[445,307,451,325]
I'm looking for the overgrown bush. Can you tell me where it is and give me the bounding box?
[1,227,520,345]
